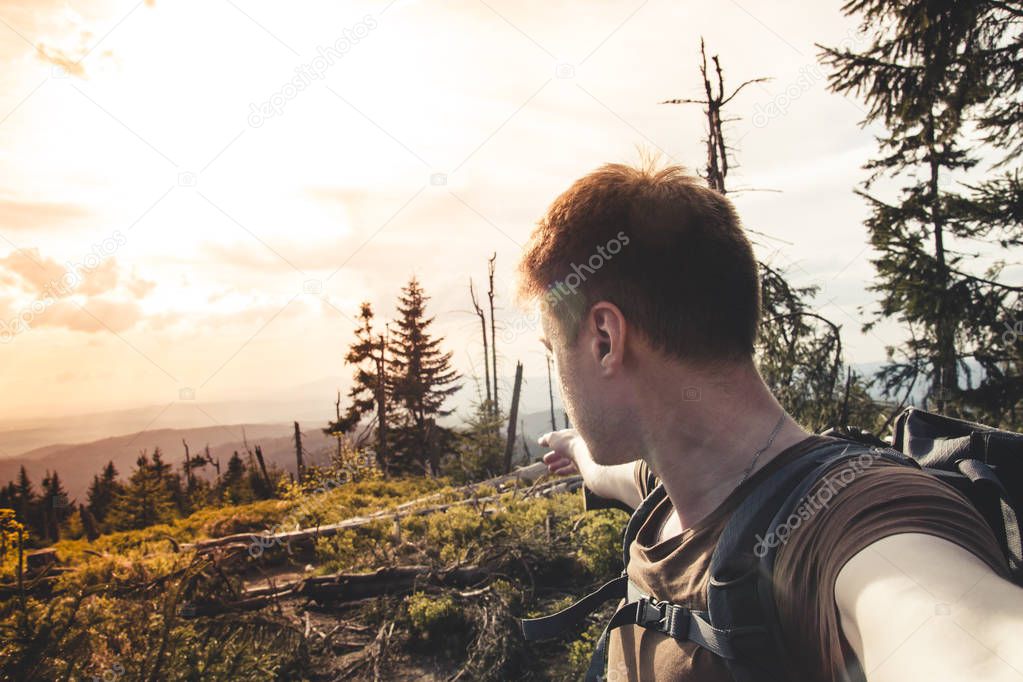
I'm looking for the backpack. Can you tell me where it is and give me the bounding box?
[519,407,1023,681]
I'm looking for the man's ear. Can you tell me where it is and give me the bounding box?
[587,301,627,375]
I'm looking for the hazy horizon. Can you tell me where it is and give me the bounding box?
[2,0,1014,428]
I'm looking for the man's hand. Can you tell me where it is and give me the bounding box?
[539,429,643,509]
[540,429,584,476]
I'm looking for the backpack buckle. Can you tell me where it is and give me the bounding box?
[635,597,667,627]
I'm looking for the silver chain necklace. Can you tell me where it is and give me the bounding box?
[654,413,787,542]
[737,413,787,486]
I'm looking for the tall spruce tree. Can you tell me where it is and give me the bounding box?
[820,0,1018,420]
[951,2,1023,425]
[388,277,461,475]
[327,302,393,472]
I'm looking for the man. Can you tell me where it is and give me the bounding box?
[518,161,1023,681]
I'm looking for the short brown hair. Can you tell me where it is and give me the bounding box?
[518,162,760,362]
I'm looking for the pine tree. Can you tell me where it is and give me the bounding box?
[388,276,461,475]
[452,400,505,482]
[819,0,1018,419]
[218,451,253,504]
[39,471,70,543]
[105,454,176,531]
[0,482,14,510]
[327,302,393,472]
[947,2,1023,425]
[13,467,36,536]
[86,461,122,525]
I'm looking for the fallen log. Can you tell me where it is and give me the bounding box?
[179,564,489,618]
[184,471,580,554]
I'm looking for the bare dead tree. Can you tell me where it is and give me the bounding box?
[470,279,492,407]
[503,361,523,473]
[182,438,193,490]
[253,445,272,492]
[487,253,499,418]
[661,37,769,193]
[375,327,390,476]
[546,355,557,431]
[293,422,305,484]
[204,445,220,481]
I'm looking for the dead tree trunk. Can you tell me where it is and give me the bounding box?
[487,253,499,418]
[293,422,305,484]
[182,439,193,490]
[205,445,220,481]
[503,361,523,473]
[334,390,343,463]
[254,445,272,492]
[546,355,557,431]
[660,37,768,195]
[470,279,492,408]
[369,327,391,477]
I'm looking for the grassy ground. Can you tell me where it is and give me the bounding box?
[0,474,626,681]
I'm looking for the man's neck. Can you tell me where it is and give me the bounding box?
[634,358,810,534]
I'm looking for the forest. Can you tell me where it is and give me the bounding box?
[2,1,1023,680]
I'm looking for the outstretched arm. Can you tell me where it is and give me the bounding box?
[836,532,1023,681]
[539,429,644,510]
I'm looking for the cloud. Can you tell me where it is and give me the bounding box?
[41,297,144,333]
[35,44,88,78]
[0,245,157,337]
[0,197,90,231]
[0,248,147,300]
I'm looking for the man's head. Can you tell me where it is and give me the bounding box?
[518,161,761,464]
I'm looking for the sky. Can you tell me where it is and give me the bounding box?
[0,0,956,423]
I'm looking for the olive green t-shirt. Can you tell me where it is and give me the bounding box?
[605,436,1011,681]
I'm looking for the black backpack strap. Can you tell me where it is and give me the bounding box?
[707,440,916,682]
[519,575,629,641]
[957,457,1023,580]
[519,482,668,663]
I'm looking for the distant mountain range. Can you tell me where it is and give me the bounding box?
[7,357,975,501]
[0,409,569,502]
